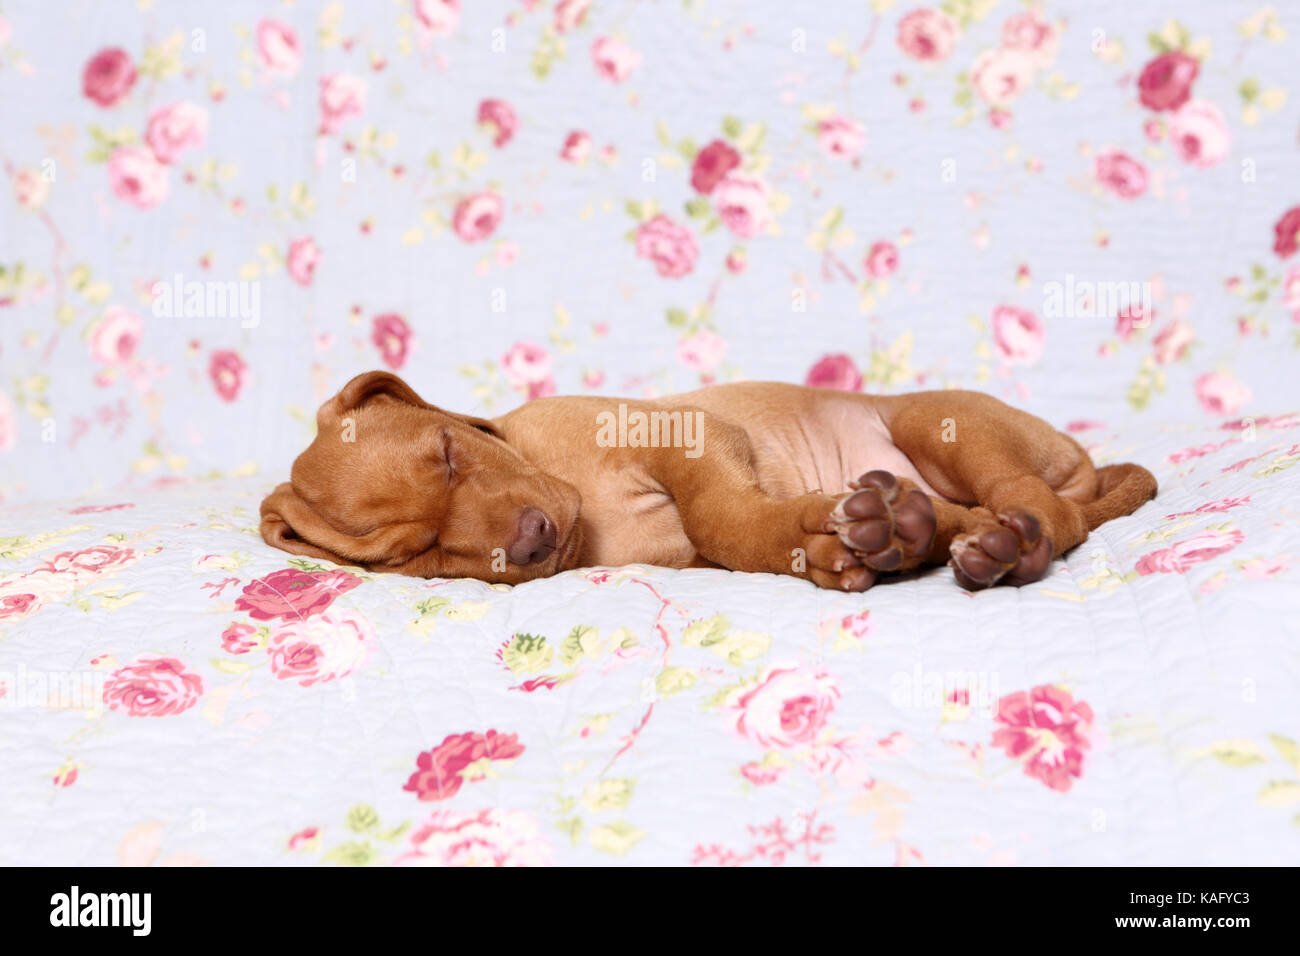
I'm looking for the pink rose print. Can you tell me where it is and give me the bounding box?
[13,167,49,208]
[690,139,741,195]
[676,329,727,373]
[864,240,900,278]
[1271,205,1300,259]
[713,173,772,238]
[992,685,1093,792]
[107,146,169,209]
[726,662,840,750]
[209,350,247,402]
[554,0,591,33]
[1137,51,1199,112]
[395,808,552,867]
[991,304,1045,365]
[1241,555,1292,580]
[255,19,301,77]
[144,101,208,164]
[1194,371,1251,416]
[452,191,504,242]
[1167,100,1230,167]
[318,73,366,134]
[805,353,862,392]
[37,545,139,576]
[1000,11,1058,67]
[234,568,362,621]
[1135,528,1245,575]
[267,607,374,686]
[88,306,142,365]
[560,130,591,163]
[0,570,73,623]
[1281,265,1300,314]
[103,657,204,717]
[372,313,412,370]
[477,98,517,147]
[221,622,259,655]
[896,8,957,62]
[591,36,641,83]
[403,730,526,802]
[740,761,784,786]
[82,47,137,107]
[1153,320,1194,365]
[287,827,320,851]
[1094,148,1148,199]
[501,340,554,399]
[286,236,321,286]
[413,0,460,36]
[971,48,1035,107]
[817,115,866,159]
[634,214,699,278]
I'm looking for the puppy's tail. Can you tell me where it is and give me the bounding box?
[1082,463,1157,531]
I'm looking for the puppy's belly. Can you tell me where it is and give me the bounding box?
[752,398,947,500]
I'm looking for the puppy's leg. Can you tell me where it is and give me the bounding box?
[878,391,1155,590]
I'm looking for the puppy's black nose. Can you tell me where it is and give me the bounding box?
[507,507,556,565]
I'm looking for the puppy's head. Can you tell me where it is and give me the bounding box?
[260,370,583,583]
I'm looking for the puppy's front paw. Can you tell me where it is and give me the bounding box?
[949,512,1053,590]
[826,470,936,572]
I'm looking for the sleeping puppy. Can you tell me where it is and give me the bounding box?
[260,370,1156,592]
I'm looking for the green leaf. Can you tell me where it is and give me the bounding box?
[1205,740,1267,767]
[721,115,743,140]
[501,633,554,673]
[346,804,379,833]
[1259,780,1300,807]
[1269,734,1300,771]
[323,841,376,866]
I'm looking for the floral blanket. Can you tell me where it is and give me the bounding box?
[2,412,1298,866]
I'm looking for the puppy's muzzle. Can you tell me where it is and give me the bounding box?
[508,507,557,565]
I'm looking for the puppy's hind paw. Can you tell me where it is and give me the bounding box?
[950,512,1053,590]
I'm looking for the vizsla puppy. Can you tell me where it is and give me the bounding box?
[260,370,1157,592]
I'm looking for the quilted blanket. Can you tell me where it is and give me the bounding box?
[2,411,1298,866]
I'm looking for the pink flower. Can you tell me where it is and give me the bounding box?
[864,240,900,278]
[256,19,301,76]
[1274,205,1300,258]
[896,8,957,62]
[1282,265,1300,311]
[676,329,727,372]
[1000,11,1058,68]
[713,173,772,238]
[725,248,747,274]
[37,545,139,577]
[144,101,208,164]
[1136,528,1245,575]
[1153,320,1194,364]
[221,622,259,655]
[690,139,741,195]
[235,568,362,621]
[403,730,525,802]
[477,98,517,148]
[1137,51,1199,112]
[1195,371,1251,416]
[817,115,866,159]
[991,304,1045,365]
[209,350,247,402]
[0,391,14,453]
[286,237,321,286]
[103,657,204,717]
[971,47,1035,106]
[554,0,591,33]
[1168,100,1231,168]
[318,73,365,134]
[0,570,74,623]
[413,0,460,35]
[1094,148,1148,199]
[634,214,698,278]
[726,662,840,750]
[560,130,591,163]
[82,47,137,107]
[372,313,412,370]
[287,827,319,851]
[805,353,862,392]
[267,607,375,687]
[88,306,143,365]
[740,761,784,786]
[13,167,49,208]
[452,191,504,242]
[992,685,1093,792]
[395,808,552,867]
[501,340,553,391]
[107,146,169,210]
[591,36,641,83]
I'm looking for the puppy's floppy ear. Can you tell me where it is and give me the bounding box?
[327,369,505,440]
[259,482,356,565]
